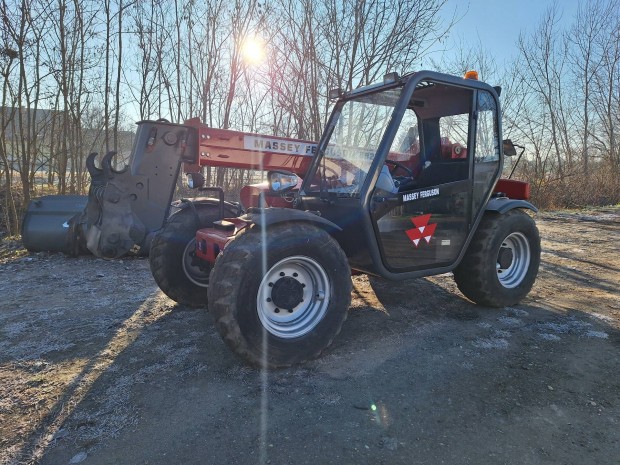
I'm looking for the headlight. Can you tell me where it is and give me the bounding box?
[268,171,299,192]
[186,172,205,189]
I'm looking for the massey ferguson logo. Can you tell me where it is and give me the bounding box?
[405,214,436,247]
[244,135,317,156]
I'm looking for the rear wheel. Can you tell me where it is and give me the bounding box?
[149,202,236,307]
[453,209,540,307]
[209,222,351,368]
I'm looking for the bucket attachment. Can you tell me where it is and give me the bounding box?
[21,195,89,255]
[20,120,197,258]
[80,120,197,258]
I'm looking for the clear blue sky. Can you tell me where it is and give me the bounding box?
[425,0,582,65]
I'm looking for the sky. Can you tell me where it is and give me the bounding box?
[423,0,582,67]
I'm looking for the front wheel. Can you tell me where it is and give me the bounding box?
[208,222,351,368]
[453,209,540,307]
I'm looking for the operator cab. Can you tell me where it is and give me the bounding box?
[299,70,502,279]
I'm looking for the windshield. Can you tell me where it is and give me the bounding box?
[303,87,402,196]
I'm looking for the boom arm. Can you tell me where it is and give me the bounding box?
[184,118,316,175]
[82,118,316,258]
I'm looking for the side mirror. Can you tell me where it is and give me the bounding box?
[186,172,205,189]
[502,139,517,157]
[328,88,343,101]
[268,170,299,193]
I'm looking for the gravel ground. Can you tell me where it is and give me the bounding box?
[0,207,619,465]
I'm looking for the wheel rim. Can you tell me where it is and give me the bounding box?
[496,232,531,289]
[182,239,210,287]
[257,255,331,339]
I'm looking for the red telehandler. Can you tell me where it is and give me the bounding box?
[22,70,540,367]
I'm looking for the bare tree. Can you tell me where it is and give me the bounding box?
[0,33,19,234]
[589,1,620,186]
[4,0,618,234]
[1,0,46,206]
[567,1,605,175]
[260,0,453,142]
[515,4,572,184]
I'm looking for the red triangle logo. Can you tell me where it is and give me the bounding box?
[406,215,437,248]
[411,214,431,229]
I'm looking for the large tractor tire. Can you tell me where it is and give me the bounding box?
[149,202,237,307]
[208,222,351,368]
[453,209,540,307]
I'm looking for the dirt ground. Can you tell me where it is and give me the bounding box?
[1,207,619,465]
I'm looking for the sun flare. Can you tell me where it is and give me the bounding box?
[241,36,266,65]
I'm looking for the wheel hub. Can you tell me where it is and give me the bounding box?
[256,255,331,339]
[496,232,531,289]
[183,239,211,287]
[497,246,514,269]
[270,276,304,310]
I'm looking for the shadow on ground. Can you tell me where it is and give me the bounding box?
[1,208,619,465]
[2,271,617,465]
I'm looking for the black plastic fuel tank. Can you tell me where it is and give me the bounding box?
[21,195,88,253]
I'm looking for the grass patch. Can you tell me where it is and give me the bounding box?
[0,235,28,263]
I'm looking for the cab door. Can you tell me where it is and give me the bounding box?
[371,82,474,273]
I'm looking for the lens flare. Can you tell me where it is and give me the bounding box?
[241,36,265,65]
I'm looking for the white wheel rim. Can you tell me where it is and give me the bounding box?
[257,255,330,339]
[496,232,531,289]
[182,239,210,287]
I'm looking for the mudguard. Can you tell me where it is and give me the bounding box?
[173,197,242,218]
[242,207,342,232]
[486,197,538,214]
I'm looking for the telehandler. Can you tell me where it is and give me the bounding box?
[23,70,540,367]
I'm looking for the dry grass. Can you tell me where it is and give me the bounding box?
[0,236,28,264]
[518,162,620,209]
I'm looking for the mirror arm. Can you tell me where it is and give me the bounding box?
[508,144,526,179]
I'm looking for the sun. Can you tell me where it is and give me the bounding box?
[241,35,266,65]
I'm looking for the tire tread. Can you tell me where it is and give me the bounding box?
[209,222,351,368]
[454,210,540,307]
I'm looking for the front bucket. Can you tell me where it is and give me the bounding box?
[21,195,88,254]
